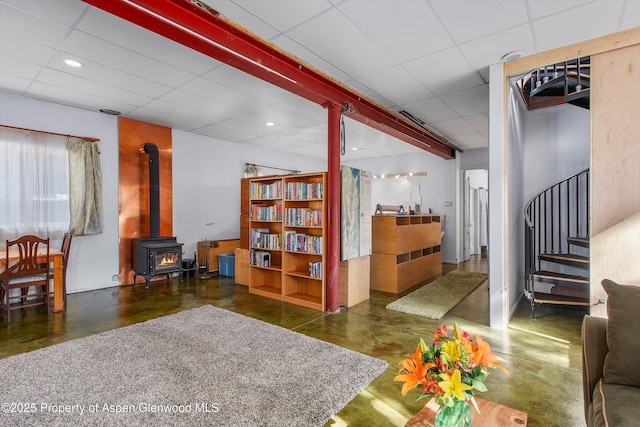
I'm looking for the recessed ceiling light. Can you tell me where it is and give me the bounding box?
[501,50,524,62]
[351,147,359,151]
[265,121,275,126]
[64,59,83,68]
[100,108,121,116]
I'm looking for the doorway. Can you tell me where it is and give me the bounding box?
[462,169,488,262]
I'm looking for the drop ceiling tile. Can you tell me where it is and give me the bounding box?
[345,80,395,107]
[277,98,327,123]
[37,68,153,106]
[193,122,260,142]
[158,89,245,121]
[463,113,489,132]
[280,142,327,160]
[48,52,171,99]
[404,48,485,96]
[129,108,210,132]
[0,33,55,65]
[203,65,294,105]
[61,31,196,87]
[76,8,221,75]
[459,24,535,81]
[452,132,488,150]
[429,0,528,44]
[440,85,489,117]
[532,0,624,52]
[0,73,31,93]
[0,3,71,48]
[338,0,454,63]
[0,56,41,80]
[357,65,434,106]
[180,77,269,112]
[27,81,137,115]
[399,97,459,123]
[230,0,332,32]
[201,0,280,40]
[272,35,352,82]
[527,0,595,19]
[429,117,475,136]
[620,1,640,30]
[286,8,395,78]
[1,0,88,26]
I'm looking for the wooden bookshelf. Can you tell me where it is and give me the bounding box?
[370,215,442,293]
[248,173,326,311]
[249,176,283,301]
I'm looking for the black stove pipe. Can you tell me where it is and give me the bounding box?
[141,142,160,238]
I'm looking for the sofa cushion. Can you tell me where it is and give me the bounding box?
[589,379,640,427]
[602,279,640,387]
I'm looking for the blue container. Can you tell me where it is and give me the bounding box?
[218,253,235,277]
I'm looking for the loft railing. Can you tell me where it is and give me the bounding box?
[524,169,589,291]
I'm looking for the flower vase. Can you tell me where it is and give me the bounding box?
[434,399,471,427]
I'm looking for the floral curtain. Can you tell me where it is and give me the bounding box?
[67,138,103,235]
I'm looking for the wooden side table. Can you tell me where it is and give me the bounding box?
[405,397,527,427]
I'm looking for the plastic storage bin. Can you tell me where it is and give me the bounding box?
[218,253,235,277]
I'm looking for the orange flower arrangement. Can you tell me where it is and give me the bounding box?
[394,322,508,411]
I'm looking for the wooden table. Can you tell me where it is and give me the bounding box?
[0,249,65,312]
[405,397,527,427]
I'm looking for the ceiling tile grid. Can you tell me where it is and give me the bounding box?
[0,0,638,160]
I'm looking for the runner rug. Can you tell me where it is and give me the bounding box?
[386,270,488,319]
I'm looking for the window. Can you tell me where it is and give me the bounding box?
[0,127,70,240]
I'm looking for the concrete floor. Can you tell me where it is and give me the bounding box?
[0,256,586,426]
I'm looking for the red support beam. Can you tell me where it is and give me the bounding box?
[83,0,455,160]
[325,104,342,312]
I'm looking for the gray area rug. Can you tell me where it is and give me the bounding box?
[0,305,387,426]
[386,270,488,319]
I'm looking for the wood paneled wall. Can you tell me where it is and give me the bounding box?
[118,117,173,285]
[590,43,640,315]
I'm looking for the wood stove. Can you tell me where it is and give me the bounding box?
[132,142,183,289]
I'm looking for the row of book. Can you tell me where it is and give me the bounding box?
[284,208,322,227]
[251,203,283,221]
[250,228,282,250]
[285,182,323,200]
[250,250,271,267]
[309,261,322,279]
[250,181,282,199]
[284,231,322,254]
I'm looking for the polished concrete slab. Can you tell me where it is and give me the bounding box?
[0,257,585,426]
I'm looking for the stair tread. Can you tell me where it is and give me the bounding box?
[532,291,590,306]
[539,253,589,263]
[567,236,589,248]
[533,270,589,283]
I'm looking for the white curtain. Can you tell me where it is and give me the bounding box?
[0,128,70,240]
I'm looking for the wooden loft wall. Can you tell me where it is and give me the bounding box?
[502,26,640,316]
[590,42,640,316]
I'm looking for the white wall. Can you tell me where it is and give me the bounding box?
[172,129,324,258]
[522,103,590,200]
[1,91,325,294]
[343,151,457,263]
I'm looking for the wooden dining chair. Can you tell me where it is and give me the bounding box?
[0,235,51,322]
[59,232,73,307]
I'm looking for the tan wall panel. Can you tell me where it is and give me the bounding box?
[591,43,640,315]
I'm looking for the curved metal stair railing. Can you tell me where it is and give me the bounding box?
[524,169,590,319]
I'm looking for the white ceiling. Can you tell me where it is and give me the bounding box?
[1,0,638,161]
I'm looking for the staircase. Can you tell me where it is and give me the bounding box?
[524,169,590,319]
[517,56,590,111]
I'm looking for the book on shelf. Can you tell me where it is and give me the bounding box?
[284,230,322,254]
[285,182,324,200]
[285,208,322,227]
[250,250,271,267]
[250,180,283,199]
[250,228,281,250]
[309,261,322,279]
[251,203,283,221]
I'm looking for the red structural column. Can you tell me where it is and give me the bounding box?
[326,103,342,312]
